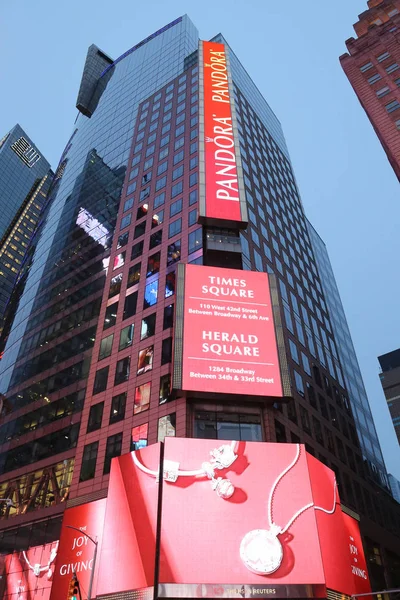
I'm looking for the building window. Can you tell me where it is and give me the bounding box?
[289,340,299,364]
[150,230,162,249]
[386,99,400,112]
[120,214,131,230]
[113,252,126,270]
[360,62,373,72]
[159,373,171,404]
[109,392,127,424]
[147,252,160,276]
[171,181,183,198]
[165,271,175,297]
[103,433,123,475]
[189,209,197,226]
[395,118,400,129]
[141,313,156,340]
[188,228,202,254]
[275,419,286,443]
[114,357,130,386]
[376,85,390,97]
[134,382,151,414]
[124,197,134,212]
[131,240,144,260]
[167,240,181,265]
[99,334,114,360]
[109,274,123,298]
[161,337,172,365]
[169,218,182,238]
[79,442,99,482]
[377,51,390,62]
[386,63,399,74]
[134,221,146,239]
[119,323,134,351]
[93,366,109,395]
[367,73,382,84]
[127,263,141,288]
[131,423,148,451]
[163,304,174,329]
[87,402,104,433]
[170,198,183,216]
[194,411,262,441]
[137,346,154,375]
[143,280,158,309]
[117,232,129,249]
[152,210,164,228]
[158,414,176,442]
[103,302,118,330]
[123,292,138,320]
[137,203,149,220]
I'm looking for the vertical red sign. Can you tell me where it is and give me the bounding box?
[49,498,106,600]
[96,444,161,596]
[202,41,243,224]
[179,264,283,397]
[342,513,371,596]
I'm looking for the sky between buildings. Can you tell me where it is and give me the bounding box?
[2,0,400,479]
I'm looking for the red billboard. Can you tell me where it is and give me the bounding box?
[174,264,284,398]
[49,498,106,600]
[200,41,247,226]
[1,541,58,600]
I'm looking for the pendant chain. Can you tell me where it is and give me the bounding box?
[22,541,58,577]
[268,444,337,534]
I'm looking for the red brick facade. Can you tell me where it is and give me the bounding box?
[340,0,400,181]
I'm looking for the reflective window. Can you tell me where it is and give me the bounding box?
[194,411,262,441]
[134,382,151,414]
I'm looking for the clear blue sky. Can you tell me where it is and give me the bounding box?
[2,1,400,478]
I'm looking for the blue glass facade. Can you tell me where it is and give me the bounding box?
[307,221,387,486]
[0,16,198,391]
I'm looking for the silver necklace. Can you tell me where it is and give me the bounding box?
[22,541,58,578]
[132,441,238,499]
[240,444,337,575]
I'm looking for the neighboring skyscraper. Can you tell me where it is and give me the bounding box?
[0,125,50,239]
[389,473,400,502]
[378,347,400,443]
[0,173,53,338]
[0,16,399,589]
[340,0,400,181]
[0,125,52,336]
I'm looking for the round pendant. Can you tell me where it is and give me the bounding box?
[240,529,283,575]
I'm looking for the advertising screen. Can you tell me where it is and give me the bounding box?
[96,443,161,596]
[175,264,283,398]
[199,41,247,226]
[158,438,327,594]
[49,498,106,600]
[2,541,58,600]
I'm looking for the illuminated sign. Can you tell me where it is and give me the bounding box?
[173,264,285,398]
[49,499,106,600]
[91,439,370,598]
[199,41,247,226]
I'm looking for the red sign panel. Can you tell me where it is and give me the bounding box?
[2,541,58,600]
[49,498,106,600]
[179,264,283,397]
[96,444,161,596]
[202,41,244,224]
[342,513,371,595]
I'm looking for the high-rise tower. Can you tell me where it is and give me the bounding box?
[340,0,400,181]
[0,16,399,592]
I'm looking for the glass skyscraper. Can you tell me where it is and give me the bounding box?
[0,15,399,590]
